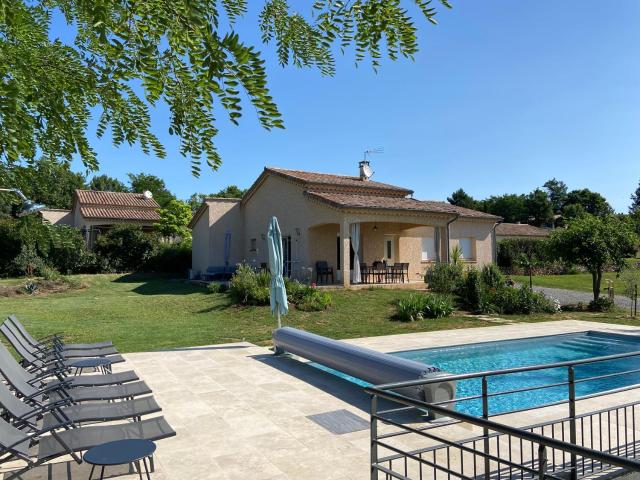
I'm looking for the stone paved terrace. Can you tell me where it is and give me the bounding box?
[4,320,640,479]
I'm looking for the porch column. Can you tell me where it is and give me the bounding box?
[340,220,350,288]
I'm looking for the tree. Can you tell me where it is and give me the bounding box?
[447,189,477,210]
[478,194,528,223]
[188,185,246,212]
[548,215,637,300]
[0,160,86,212]
[155,200,192,239]
[543,178,568,214]
[525,189,553,227]
[1,1,450,175]
[88,175,129,192]
[630,180,640,214]
[127,173,174,208]
[564,189,613,217]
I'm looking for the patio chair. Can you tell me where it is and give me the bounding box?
[0,342,151,406]
[7,315,113,351]
[401,263,409,283]
[2,318,120,359]
[372,261,386,283]
[0,414,175,480]
[315,261,334,284]
[360,264,371,284]
[390,264,403,283]
[0,322,125,373]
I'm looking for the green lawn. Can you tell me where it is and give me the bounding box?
[511,272,623,293]
[0,274,637,352]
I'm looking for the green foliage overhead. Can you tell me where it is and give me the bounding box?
[156,199,192,239]
[478,194,528,224]
[548,215,638,300]
[127,172,174,208]
[88,174,130,192]
[1,0,450,175]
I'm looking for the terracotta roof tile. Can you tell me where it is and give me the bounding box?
[305,191,501,220]
[495,223,550,237]
[266,167,412,197]
[75,189,160,222]
[79,207,161,222]
[76,190,160,209]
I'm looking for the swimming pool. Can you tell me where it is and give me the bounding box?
[312,331,640,415]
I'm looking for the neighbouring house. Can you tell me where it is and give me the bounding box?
[39,189,160,247]
[190,163,502,287]
[495,223,550,242]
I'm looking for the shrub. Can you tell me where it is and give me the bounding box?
[145,241,191,274]
[588,297,615,312]
[482,285,557,315]
[47,225,87,274]
[481,263,505,290]
[460,268,482,311]
[12,245,45,277]
[94,225,159,272]
[40,265,61,281]
[422,294,455,318]
[228,263,270,305]
[497,239,550,274]
[425,263,464,294]
[207,282,229,294]
[396,293,454,321]
[296,289,332,311]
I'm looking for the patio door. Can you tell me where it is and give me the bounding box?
[383,235,395,263]
[282,236,292,277]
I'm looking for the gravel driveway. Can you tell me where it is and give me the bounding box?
[530,285,634,310]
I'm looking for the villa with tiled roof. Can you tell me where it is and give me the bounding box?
[40,189,160,246]
[190,163,502,287]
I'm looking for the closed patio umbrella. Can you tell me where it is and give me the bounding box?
[267,216,288,328]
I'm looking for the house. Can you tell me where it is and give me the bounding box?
[189,164,502,287]
[495,223,550,242]
[39,189,160,246]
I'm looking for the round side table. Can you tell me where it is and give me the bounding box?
[84,439,156,480]
[70,357,113,375]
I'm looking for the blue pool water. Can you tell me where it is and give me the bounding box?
[312,331,640,416]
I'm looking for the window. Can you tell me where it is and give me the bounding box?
[458,238,474,260]
[250,238,257,252]
[421,237,436,261]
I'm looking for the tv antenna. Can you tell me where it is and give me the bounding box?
[363,147,384,162]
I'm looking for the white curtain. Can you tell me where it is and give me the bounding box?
[350,223,361,283]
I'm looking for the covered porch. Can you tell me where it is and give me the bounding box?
[308,213,456,288]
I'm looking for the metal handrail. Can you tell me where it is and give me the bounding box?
[366,386,640,473]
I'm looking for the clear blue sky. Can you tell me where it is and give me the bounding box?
[67,1,639,212]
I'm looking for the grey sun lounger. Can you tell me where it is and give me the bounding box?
[7,314,114,351]
[0,342,151,405]
[0,340,137,389]
[0,377,161,431]
[0,416,175,480]
[1,320,121,365]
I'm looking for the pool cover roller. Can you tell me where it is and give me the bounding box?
[272,327,455,409]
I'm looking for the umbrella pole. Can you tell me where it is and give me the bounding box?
[277,310,281,329]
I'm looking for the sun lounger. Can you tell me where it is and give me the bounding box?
[7,314,114,351]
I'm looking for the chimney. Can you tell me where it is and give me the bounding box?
[359,160,371,181]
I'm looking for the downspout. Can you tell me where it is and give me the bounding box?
[445,214,459,263]
[491,222,500,264]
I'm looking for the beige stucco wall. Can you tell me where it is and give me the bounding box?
[191,205,211,276]
[40,209,73,226]
[242,176,344,277]
[450,219,495,266]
